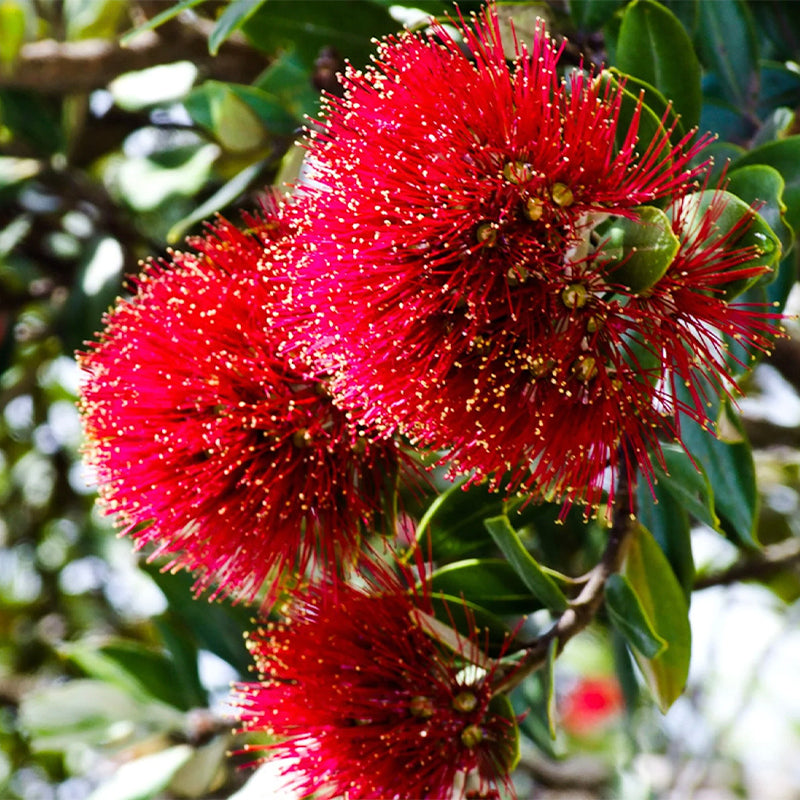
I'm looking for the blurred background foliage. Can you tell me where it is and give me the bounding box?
[2,1,800,798]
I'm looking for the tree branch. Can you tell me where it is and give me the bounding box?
[494,451,638,693]
[693,537,800,590]
[0,18,268,94]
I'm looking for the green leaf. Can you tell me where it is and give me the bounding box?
[87,745,194,800]
[597,71,673,161]
[184,81,297,147]
[569,0,625,31]
[514,673,563,758]
[143,565,252,676]
[757,62,800,117]
[64,0,127,41]
[167,159,266,243]
[672,189,782,299]
[429,558,544,615]
[416,479,506,561]
[637,478,694,600]
[254,49,321,120]
[595,205,681,293]
[696,0,759,113]
[114,144,218,212]
[120,0,205,45]
[603,68,686,144]
[489,694,521,771]
[605,573,667,659]
[60,638,198,711]
[428,593,514,656]
[18,680,182,753]
[0,1,25,69]
[685,403,760,547]
[656,444,718,530]
[727,164,794,258]
[242,1,399,68]
[484,515,569,613]
[616,0,702,129]
[209,0,267,54]
[622,524,692,712]
[731,136,800,238]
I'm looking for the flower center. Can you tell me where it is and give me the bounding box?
[452,690,479,713]
[461,723,484,748]
[409,695,436,719]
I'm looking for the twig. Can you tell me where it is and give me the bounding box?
[493,447,639,693]
[693,537,800,590]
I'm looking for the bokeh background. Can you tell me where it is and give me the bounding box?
[2,1,800,798]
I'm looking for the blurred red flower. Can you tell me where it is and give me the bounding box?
[560,676,624,735]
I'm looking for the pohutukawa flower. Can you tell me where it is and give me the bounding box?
[284,5,778,507]
[78,204,403,605]
[233,569,519,799]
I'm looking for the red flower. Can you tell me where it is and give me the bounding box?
[560,676,624,735]
[78,204,402,605]
[233,569,518,799]
[282,6,775,508]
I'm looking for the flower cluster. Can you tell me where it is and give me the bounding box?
[234,569,517,799]
[77,3,783,798]
[79,203,403,606]
[283,8,776,507]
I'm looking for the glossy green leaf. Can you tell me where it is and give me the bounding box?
[167,159,266,243]
[757,62,800,117]
[416,479,506,561]
[209,0,267,54]
[429,558,544,615]
[514,673,563,758]
[184,81,297,146]
[732,137,800,237]
[429,592,514,655]
[727,164,794,257]
[603,68,686,144]
[0,1,25,69]
[637,472,694,600]
[616,0,702,129]
[673,189,782,299]
[488,693,521,772]
[657,444,718,530]
[87,745,194,800]
[696,0,759,113]
[484,515,569,613]
[61,638,199,711]
[254,49,321,120]
[605,573,667,659]
[143,565,252,676]
[678,403,759,548]
[622,524,692,712]
[598,71,673,161]
[595,205,680,293]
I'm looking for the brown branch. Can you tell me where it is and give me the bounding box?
[494,451,638,693]
[0,18,268,94]
[693,537,800,590]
